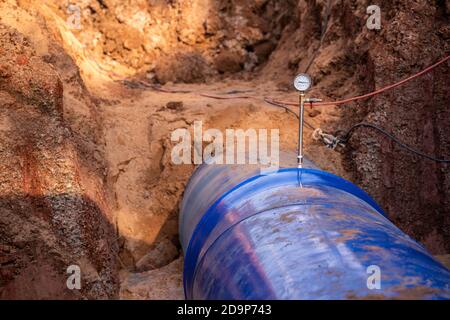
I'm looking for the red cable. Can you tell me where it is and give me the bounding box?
[130,56,449,109]
[267,55,449,107]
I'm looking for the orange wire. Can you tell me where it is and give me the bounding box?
[266,55,450,107]
[128,56,449,109]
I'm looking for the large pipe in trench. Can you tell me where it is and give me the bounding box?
[179,159,450,299]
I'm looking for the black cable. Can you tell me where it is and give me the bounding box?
[264,98,315,130]
[340,123,450,163]
[265,98,449,163]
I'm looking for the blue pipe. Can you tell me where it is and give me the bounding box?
[180,163,450,300]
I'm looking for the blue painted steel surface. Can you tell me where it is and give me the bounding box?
[180,164,450,300]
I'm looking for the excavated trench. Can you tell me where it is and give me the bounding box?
[0,0,449,299]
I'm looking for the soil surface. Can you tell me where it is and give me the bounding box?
[0,0,449,299]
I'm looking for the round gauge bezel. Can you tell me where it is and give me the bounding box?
[294,73,312,92]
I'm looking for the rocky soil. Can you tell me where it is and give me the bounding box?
[0,13,118,298]
[0,0,449,299]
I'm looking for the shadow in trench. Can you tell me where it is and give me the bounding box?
[0,193,119,300]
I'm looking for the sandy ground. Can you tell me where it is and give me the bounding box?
[99,78,346,299]
[0,0,449,299]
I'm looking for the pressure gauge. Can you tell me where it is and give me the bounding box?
[294,73,312,92]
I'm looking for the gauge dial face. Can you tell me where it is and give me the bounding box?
[294,74,312,92]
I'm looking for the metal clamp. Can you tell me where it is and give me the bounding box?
[312,128,345,150]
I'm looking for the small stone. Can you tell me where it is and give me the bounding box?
[135,238,179,272]
[16,54,28,66]
[166,101,184,111]
[308,109,321,118]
